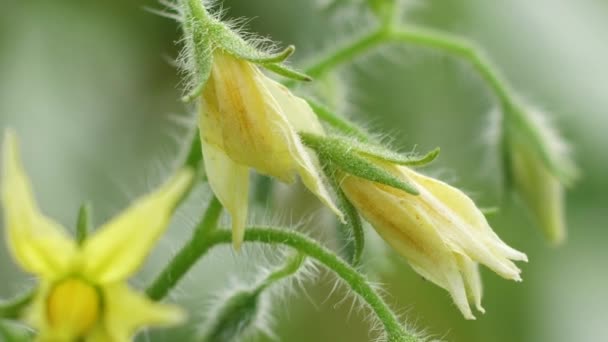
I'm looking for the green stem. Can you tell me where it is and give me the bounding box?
[256,252,305,293]
[0,291,35,320]
[146,196,223,300]
[297,24,522,117]
[387,27,518,111]
[233,227,416,342]
[291,28,387,85]
[155,226,417,341]
[306,98,370,142]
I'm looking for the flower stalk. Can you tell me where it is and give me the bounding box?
[146,195,223,301]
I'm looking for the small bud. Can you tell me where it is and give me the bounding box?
[200,289,265,342]
[510,144,566,245]
[506,108,578,245]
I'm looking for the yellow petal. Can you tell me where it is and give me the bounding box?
[203,51,294,181]
[99,283,186,341]
[1,130,76,277]
[263,77,325,135]
[261,78,344,222]
[401,167,527,279]
[341,175,474,318]
[81,169,193,283]
[200,140,249,250]
[454,253,485,314]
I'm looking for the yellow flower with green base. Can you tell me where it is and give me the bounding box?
[1,131,191,341]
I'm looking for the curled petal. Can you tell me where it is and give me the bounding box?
[263,78,344,221]
[82,169,193,283]
[200,141,249,250]
[455,253,485,314]
[401,167,527,279]
[263,78,325,135]
[1,130,76,277]
[341,175,476,318]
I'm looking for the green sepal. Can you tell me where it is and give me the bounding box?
[181,17,214,103]
[211,19,310,82]
[306,99,440,167]
[262,63,312,82]
[357,145,440,167]
[76,203,93,246]
[320,159,365,266]
[300,133,419,195]
[212,21,296,64]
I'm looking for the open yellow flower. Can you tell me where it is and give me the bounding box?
[341,162,528,319]
[199,50,343,249]
[1,131,192,341]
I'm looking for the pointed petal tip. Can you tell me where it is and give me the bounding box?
[548,235,566,248]
[231,222,245,252]
[464,313,476,320]
[160,305,188,326]
[335,209,346,224]
[477,305,486,314]
[232,239,243,252]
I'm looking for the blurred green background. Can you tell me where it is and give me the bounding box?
[1,1,607,341]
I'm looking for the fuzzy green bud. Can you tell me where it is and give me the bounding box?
[200,289,263,342]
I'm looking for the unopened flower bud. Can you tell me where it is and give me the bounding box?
[341,162,527,319]
[506,108,578,245]
[200,289,264,342]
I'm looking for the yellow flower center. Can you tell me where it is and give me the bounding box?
[46,278,101,338]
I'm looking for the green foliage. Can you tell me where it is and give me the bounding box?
[300,132,419,195]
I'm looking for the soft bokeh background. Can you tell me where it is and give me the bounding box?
[1,1,607,341]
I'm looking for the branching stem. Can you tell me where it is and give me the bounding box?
[296,24,523,117]
[147,224,418,341]
[146,195,223,300]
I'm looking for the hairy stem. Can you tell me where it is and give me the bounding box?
[150,223,418,341]
[222,227,416,342]
[256,252,306,293]
[290,28,387,86]
[146,196,223,300]
[296,24,522,118]
[387,27,518,111]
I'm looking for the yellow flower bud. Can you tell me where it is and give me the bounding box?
[510,142,566,245]
[506,108,576,246]
[199,50,342,248]
[341,163,527,319]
